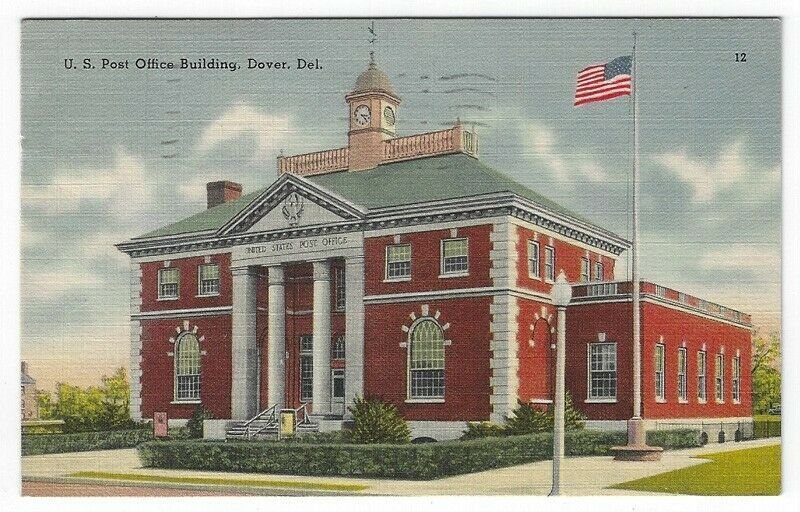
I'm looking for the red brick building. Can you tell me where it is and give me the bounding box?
[117,57,752,440]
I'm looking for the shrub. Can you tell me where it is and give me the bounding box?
[646,428,702,449]
[348,396,410,444]
[137,429,627,480]
[22,429,153,456]
[460,421,505,440]
[288,430,352,444]
[462,393,586,439]
[186,405,214,439]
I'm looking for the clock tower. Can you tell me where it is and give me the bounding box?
[345,52,401,171]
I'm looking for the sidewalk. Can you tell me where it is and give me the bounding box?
[22,437,781,496]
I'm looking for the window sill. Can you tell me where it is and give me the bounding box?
[585,398,617,404]
[655,398,667,403]
[529,399,553,404]
[715,400,725,405]
[733,400,741,405]
[678,399,689,404]
[195,293,220,298]
[157,297,180,302]
[383,277,411,283]
[439,272,469,279]
[527,274,542,281]
[405,398,445,404]
[170,400,201,405]
[698,399,707,404]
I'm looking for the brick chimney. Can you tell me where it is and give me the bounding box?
[206,181,242,209]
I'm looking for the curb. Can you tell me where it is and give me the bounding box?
[22,475,365,496]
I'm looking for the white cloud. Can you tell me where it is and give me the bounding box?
[650,141,779,202]
[178,174,212,203]
[522,123,608,183]
[699,244,781,277]
[82,231,131,265]
[22,148,153,220]
[21,267,104,301]
[195,102,290,157]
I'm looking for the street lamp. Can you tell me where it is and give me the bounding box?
[549,270,572,497]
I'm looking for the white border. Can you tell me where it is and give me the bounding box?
[5,5,798,512]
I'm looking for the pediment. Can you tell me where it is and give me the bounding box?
[219,175,364,236]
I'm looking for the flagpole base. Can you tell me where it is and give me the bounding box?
[610,418,663,461]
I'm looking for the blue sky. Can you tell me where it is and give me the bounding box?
[20,19,780,390]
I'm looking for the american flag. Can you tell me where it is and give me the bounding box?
[574,55,632,107]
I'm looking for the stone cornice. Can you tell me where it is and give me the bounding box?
[119,194,628,259]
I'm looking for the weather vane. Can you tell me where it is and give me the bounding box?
[367,20,377,46]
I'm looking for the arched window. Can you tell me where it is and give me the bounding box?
[175,333,201,401]
[409,319,445,399]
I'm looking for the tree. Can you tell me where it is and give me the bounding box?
[752,333,781,414]
[36,367,134,432]
[100,368,132,429]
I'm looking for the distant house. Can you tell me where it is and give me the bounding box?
[21,361,39,421]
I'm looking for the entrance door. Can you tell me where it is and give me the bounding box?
[331,369,345,416]
[299,335,314,405]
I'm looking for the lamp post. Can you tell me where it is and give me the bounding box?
[549,270,572,496]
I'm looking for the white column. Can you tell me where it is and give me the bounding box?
[344,256,366,414]
[311,260,332,415]
[266,265,286,410]
[231,266,259,420]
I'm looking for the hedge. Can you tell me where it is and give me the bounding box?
[139,430,628,480]
[22,429,154,456]
[646,428,703,449]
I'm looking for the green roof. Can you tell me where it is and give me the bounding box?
[137,188,265,239]
[309,153,583,217]
[135,153,589,240]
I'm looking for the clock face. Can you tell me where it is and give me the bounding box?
[383,106,396,126]
[353,104,371,127]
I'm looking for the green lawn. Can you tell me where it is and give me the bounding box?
[611,444,780,495]
[753,415,781,422]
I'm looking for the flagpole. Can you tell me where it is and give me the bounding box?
[613,33,661,460]
[631,31,642,424]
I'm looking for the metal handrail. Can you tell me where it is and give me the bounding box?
[294,402,312,426]
[241,404,277,427]
[241,404,278,440]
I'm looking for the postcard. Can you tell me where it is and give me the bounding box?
[19,17,781,497]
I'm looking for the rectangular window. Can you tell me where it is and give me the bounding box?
[655,285,667,298]
[678,292,688,304]
[332,369,345,400]
[334,267,346,311]
[300,335,313,402]
[589,343,617,400]
[527,240,540,278]
[732,356,741,402]
[580,258,590,282]
[197,263,220,296]
[545,246,555,281]
[331,335,345,360]
[441,238,469,275]
[386,244,411,280]
[594,261,604,282]
[655,344,665,401]
[697,351,707,401]
[715,353,725,402]
[678,347,688,402]
[158,267,179,299]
